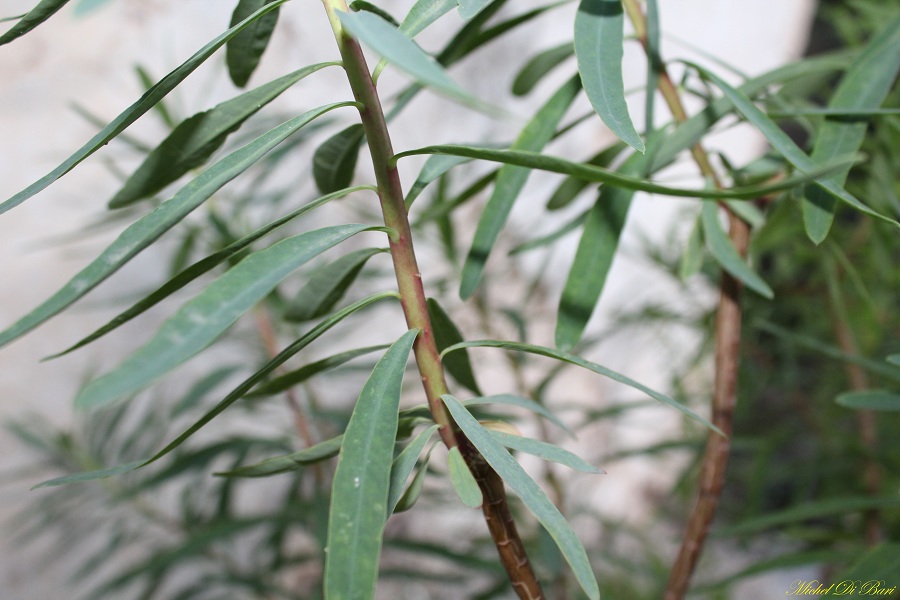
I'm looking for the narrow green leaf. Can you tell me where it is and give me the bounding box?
[689,62,897,228]
[556,170,634,350]
[427,298,482,395]
[448,446,483,507]
[110,64,334,208]
[0,0,69,46]
[802,16,900,242]
[0,103,351,351]
[400,0,456,38]
[509,210,587,255]
[324,329,419,600]
[458,0,491,20]
[48,185,372,358]
[464,394,571,435]
[575,0,645,152]
[134,65,177,129]
[32,460,145,489]
[216,436,343,478]
[388,424,440,514]
[644,0,661,136]
[395,144,854,201]
[405,154,473,208]
[313,124,366,195]
[700,202,773,299]
[285,247,384,322]
[489,430,603,474]
[836,543,900,582]
[836,390,900,412]
[546,141,626,210]
[512,43,573,96]
[442,394,600,600]
[393,447,433,513]
[338,9,480,108]
[679,213,704,280]
[75,223,376,410]
[226,0,281,87]
[350,1,398,26]
[443,340,722,435]
[248,344,391,397]
[887,354,900,367]
[0,0,290,214]
[460,75,581,298]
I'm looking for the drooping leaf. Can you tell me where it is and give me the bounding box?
[0,0,289,214]
[443,340,722,434]
[0,0,69,46]
[489,430,603,474]
[0,102,352,350]
[110,64,336,208]
[216,435,343,478]
[442,394,600,600]
[285,247,384,322]
[836,390,900,412]
[457,0,492,20]
[802,15,900,242]
[48,185,372,358]
[689,63,897,228]
[324,329,419,600]
[400,0,457,38]
[226,0,281,87]
[32,460,146,489]
[574,0,644,152]
[448,446,483,507]
[75,223,377,410]
[248,344,391,397]
[512,43,574,96]
[388,424,440,514]
[350,1,398,26]
[313,124,366,195]
[464,394,571,435]
[427,298,482,395]
[700,202,774,299]
[546,141,626,210]
[460,75,581,299]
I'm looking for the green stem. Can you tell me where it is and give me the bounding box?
[318,2,545,597]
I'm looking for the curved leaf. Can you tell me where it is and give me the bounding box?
[836,390,900,412]
[216,435,343,478]
[313,124,366,195]
[324,329,419,600]
[0,102,352,350]
[285,247,385,322]
[0,0,69,46]
[575,0,644,152]
[461,75,581,298]
[427,298,482,395]
[443,340,722,435]
[464,394,571,435]
[399,0,456,38]
[75,223,377,410]
[489,430,603,474]
[448,446,483,507]
[350,1,398,26]
[0,0,290,215]
[701,202,773,299]
[226,0,281,88]
[512,43,574,96]
[48,185,373,358]
[802,15,900,242]
[442,394,600,600]
[110,64,335,208]
[388,424,440,514]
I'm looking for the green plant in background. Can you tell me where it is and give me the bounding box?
[1,0,898,599]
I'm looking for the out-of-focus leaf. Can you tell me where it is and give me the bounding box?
[701,202,774,299]
[0,102,352,351]
[226,0,281,87]
[0,0,69,46]
[464,394,571,435]
[75,224,376,410]
[427,298,482,395]
[489,430,603,474]
[110,63,336,208]
[324,329,418,600]
[458,0,491,20]
[887,354,900,367]
[248,344,390,397]
[574,0,644,152]
[644,0,661,135]
[460,75,581,299]
[0,0,289,214]
[509,210,587,255]
[399,0,456,38]
[802,15,900,242]
[216,436,343,478]
[285,247,384,322]
[512,43,573,96]
[32,460,145,489]
[679,213,704,280]
[836,390,900,412]
[388,424,440,514]
[546,141,626,210]
[405,154,473,208]
[836,543,900,582]
[443,340,722,434]
[448,446,483,507]
[442,395,600,600]
[313,124,366,195]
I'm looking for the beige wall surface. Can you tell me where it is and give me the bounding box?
[0,1,814,598]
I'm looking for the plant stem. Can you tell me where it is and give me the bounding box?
[319,2,544,597]
[622,2,746,598]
